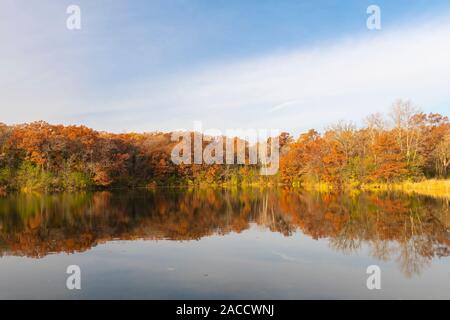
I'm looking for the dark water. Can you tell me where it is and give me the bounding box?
[0,188,449,299]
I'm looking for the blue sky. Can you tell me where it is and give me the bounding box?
[1,0,450,135]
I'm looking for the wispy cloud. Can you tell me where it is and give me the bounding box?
[111,13,450,134]
[270,100,303,112]
[2,3,450,136]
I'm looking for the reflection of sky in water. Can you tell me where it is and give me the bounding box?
[1,225,449,299]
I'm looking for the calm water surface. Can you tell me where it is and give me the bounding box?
[0,189,449,299]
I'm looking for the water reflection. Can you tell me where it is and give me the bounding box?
[0,189,448,277]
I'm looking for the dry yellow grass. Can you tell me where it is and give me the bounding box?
[296,179,450,199]
[362,179,450,199]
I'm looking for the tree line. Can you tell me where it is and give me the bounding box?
[280,100,449,188]
[0,100,448,193]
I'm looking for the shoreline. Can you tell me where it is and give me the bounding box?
[1,179,449,199]
[300,179,450,199]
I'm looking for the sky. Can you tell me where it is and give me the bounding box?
[1,0,450,136]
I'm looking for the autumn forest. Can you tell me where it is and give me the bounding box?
[0,100,449,194]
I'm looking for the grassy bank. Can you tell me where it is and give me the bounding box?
[296,179,450,198]
[2,174,449,199]
[361,179,450,198]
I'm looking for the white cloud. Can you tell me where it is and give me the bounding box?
[119,14,450,135]
[1,4,450,136]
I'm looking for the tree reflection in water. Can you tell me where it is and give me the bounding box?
[0,189,448,277]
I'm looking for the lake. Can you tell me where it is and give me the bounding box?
[0,188,449,299]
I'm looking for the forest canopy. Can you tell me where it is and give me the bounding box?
[0,100,448,193]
